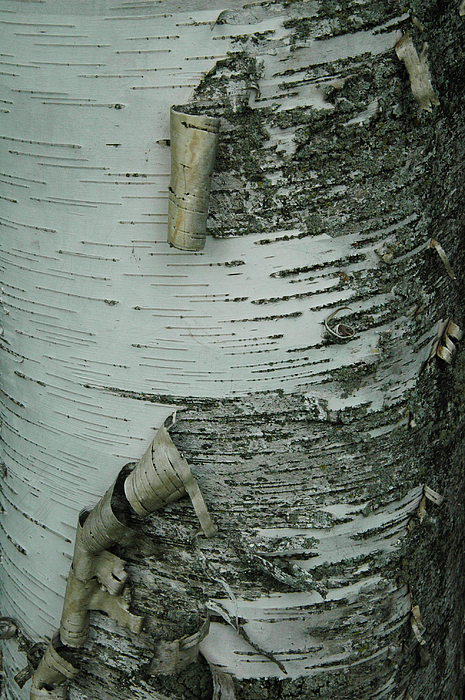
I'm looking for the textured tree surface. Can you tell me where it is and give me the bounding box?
[0,1,464,699]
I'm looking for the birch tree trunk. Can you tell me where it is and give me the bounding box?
[1,1,464,699]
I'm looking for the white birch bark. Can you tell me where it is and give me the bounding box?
[0,1,462,699]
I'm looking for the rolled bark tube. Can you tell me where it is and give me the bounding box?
[124,423,216,537]
[124,427,187,517]
[167,106,220,251]
[71,520,97,582]
[31,633,79,689]
[79,483,128,555]
[59,572,94,647]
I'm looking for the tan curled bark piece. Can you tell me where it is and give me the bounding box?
[125,421,216,537]
[30,686,66,700]
[159,426,217,537]
[33,415,214,697]
[417,494,427,523]
[428,319,462,364]
[88,585,144,635]
[418,484,443,523]
[149,617,210,675]
[30,634,79,699]
[59,573,95,647]
[211,668,237,700]
[94,550,129,595]
[167,106,220,251]
[395,34,439,111]
[444,320,463,342]
[60,569,144,647]
[79,482,129,556]
[427,238,456,280]
[436,319,463,363]
[460,0,465,16]
[324,306,355,342]
[15,643,45,688]
[411,604,426,645]
[124,431,186,516]
[72,518,131,584]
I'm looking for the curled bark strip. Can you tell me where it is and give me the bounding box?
[460,1,465,16]
[60,559,141,647]
[417,494,427,524]
[149,617,210,675]
[167,106,220,251]
[31,415,215,697]
[395,34,439,112]
[410,605,426,645]
[211,668,237,700]
[125,421,216,537]
[70,488,132,582]
[94,550,128,596]
[79,482,129,556]
[59,573,94,647]
[0,616,17,639]
[324,306,355,342]
[427,318,463,365]
[30,686,66,700]
[15,643,45,688]
[124,429,186,516]
[417,484,444,523]
[435,319,463,363]
[427,238,456,280]
[30,634,79,698]
[424,485,444,505]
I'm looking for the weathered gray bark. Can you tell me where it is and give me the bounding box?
[1,1,464,699]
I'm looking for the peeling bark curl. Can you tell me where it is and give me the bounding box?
[27,417,215,699]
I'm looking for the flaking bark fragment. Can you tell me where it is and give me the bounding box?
[149,617,210,675]
[60,567,143,648]
[428,319,463,364]
[124,420,216,537]
[211,668,237,700]
[324,307,355,343]
[0,616,17,639]
[427,238,456,280]
[395,34,439,112]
